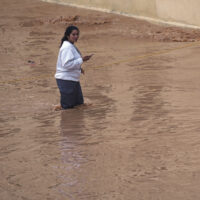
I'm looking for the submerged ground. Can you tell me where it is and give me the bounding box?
[1,0,200,199]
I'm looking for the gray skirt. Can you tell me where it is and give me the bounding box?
[56,79,84,109]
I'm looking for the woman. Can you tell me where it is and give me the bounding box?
[55,26,92,110]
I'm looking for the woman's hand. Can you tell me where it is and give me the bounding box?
[81,68,85,74]
[82,54,93,62]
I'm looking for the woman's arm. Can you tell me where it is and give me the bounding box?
[61,47,83,71]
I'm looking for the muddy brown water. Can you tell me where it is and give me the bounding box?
[1,0,200,200]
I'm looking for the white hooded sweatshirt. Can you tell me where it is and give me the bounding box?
[55,41,83,82]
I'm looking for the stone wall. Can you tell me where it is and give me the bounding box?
[42,0,200,28]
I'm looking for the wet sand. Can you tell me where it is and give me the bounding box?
[1,0,200,199]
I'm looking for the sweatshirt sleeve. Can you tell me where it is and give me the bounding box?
[61,47,83,71]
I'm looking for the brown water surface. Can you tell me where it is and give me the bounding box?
[1,0,200,199]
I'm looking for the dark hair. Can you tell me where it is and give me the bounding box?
[60,25,80,47]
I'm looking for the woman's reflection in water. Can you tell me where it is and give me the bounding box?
[58,109,86,193]
[60,108,86,155]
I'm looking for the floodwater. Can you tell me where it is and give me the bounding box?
[1,0,200,200]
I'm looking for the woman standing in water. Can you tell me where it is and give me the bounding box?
[55,26,93,110]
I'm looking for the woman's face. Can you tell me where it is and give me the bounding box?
[68,29,79,44]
